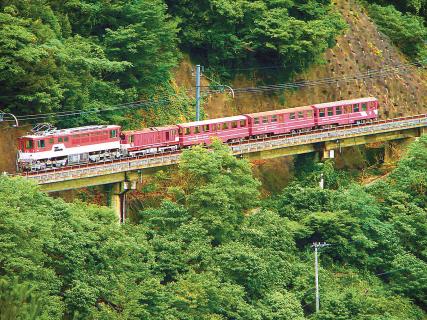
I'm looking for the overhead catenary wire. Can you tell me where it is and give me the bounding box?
[202,59,427,96]
[2,59,425,123]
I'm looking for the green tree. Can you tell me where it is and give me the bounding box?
[178,140,261,243]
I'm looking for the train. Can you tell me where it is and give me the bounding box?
[17,97,379,171]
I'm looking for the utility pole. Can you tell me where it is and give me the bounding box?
[195,64,202,121]
[312,242,330,313]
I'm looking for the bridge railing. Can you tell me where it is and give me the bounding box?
[13,113,427,184]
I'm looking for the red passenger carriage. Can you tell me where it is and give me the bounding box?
[120,126,179,156]
[177,116,250,146]
[313,97,378,127]
[245,106,316,136]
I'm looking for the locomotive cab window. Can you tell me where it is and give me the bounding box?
[362,103,367,111]
[37,140,45,148]
[271,115,277,122]
[25,140,33,149]
[110,130,117,138]
[289,113,295,120]
[327,107,333,116]
[319,109,325,117]
[336,106,342,115]
[353,104,359,112]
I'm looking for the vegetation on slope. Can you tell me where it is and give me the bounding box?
[166,0,346,79]
[1,136,426,319]
[0,0,182,127]
[366,3,427,60]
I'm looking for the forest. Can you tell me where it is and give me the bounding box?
[1,0,427,319]
[1,0,425,128]
[1,136,426,319]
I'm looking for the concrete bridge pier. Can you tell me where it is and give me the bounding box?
[106,181,137,223]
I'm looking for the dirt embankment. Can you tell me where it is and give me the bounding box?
[0,124,32,173]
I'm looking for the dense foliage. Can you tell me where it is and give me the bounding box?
[0,0,182,127]
[367,3,427,60]
[166,0,346,78]
[1,136,426,319]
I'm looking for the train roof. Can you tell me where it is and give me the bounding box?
[311,97,377,109]
[177,115,247,128]
[21,125,121,138]
[122,125,178,134]
[245,105,313,118]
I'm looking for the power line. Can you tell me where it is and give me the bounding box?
[202,60,426,96]
[3,59,425,123]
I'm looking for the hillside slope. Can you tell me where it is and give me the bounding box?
[200,0,427,119]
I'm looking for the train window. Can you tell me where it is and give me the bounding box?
[130,135,135,143]
[306,110,313,118]
[353,104,359,112]
[298,111,304,118]
[362,103,367,111]
[232,121,238,128]
[223,122,229,130]
[179,128,183,135]
[110,130,117,138]
[194,126,200,134]
[254,117,260,125]
[336,106,342,115]
[204,125,210,132]
[279,114,284,122]
[289,113,295,120]
[327,107,333,116]
[185,128,191,135]
[25,140,33,149]
[58,137,63,143]
[49,138,54,144]
[262,116,268,124]
[37,140,45,148]
[271,115,277,122]
[319,109,325,117]
[64,137,69,142]
[240,120,246,127]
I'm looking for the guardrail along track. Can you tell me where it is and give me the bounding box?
[15,114,427,185]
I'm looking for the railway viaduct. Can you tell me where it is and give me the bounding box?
[13,114,427,222]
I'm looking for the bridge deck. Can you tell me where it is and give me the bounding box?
[13,113,427,189]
